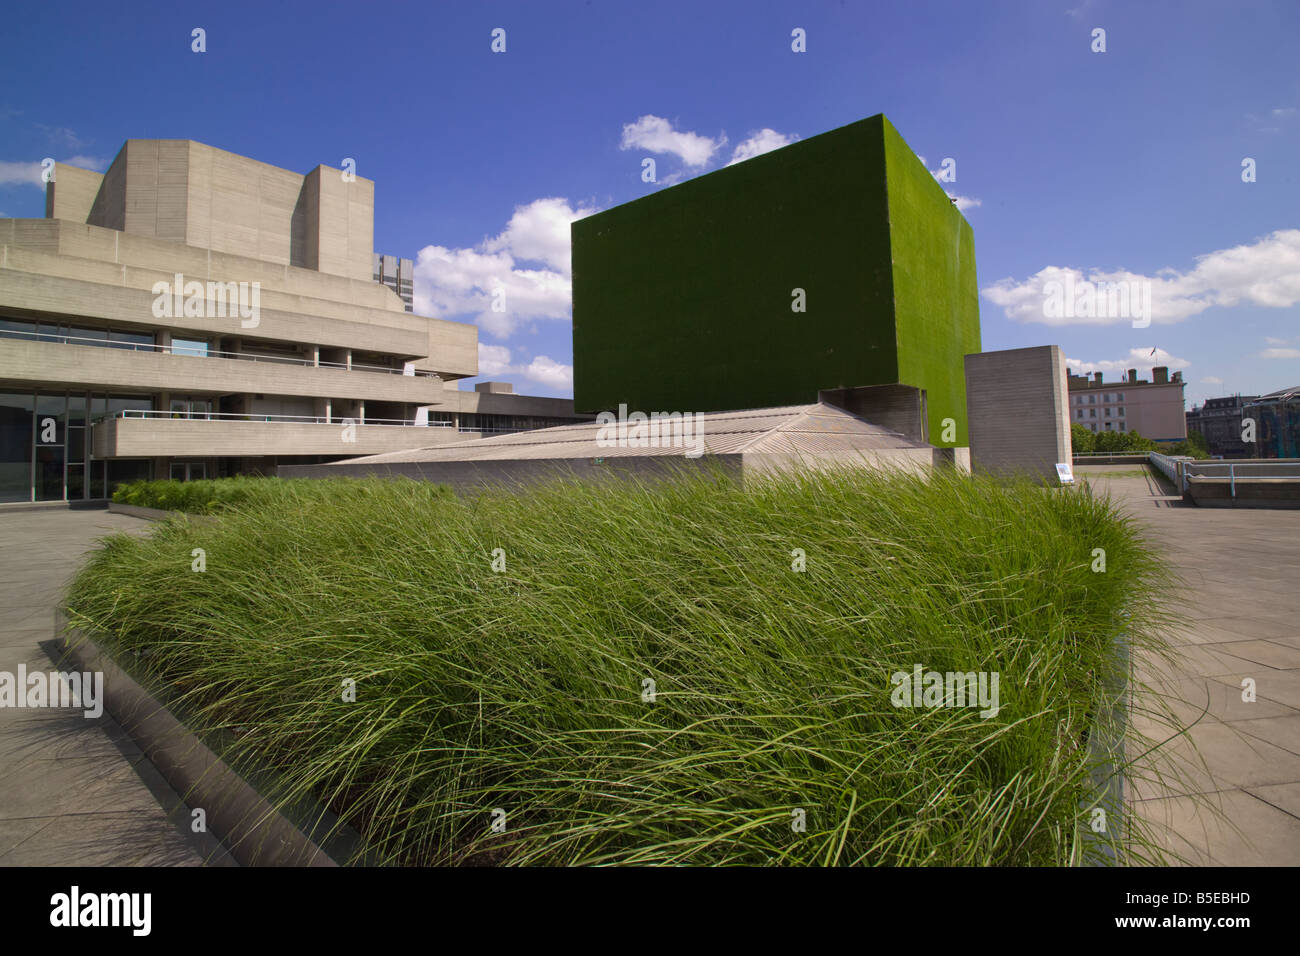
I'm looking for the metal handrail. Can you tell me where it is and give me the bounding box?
[112,409,454,428]
[0,327,438,378]
[1150,452,1300,497]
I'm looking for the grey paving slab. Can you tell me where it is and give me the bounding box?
[0,509,215,867]
[1087,471,1300,866]
[1133,789,1300,866]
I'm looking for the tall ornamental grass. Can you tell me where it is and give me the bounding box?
[112,475,451,515]
[67,466,1182,865]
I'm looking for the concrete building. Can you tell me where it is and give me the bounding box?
[571,114,980,450]
[1066,367,1187,441]
[373,253,414,312]
[0,139,586,503]
[965,346,1072,482]
[1186,394,1259,458]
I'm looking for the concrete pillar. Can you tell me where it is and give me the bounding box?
[964,345,1072,483]
[345,349,352,371]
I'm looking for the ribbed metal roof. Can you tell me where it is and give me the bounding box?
[334,403,930,465]
[1254,385,1300,402]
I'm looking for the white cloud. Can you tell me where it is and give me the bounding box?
[983,229,1300,326]
[413,197,598,339]
[1247,106,1295,133]
[522,355,573,390]
[63,155,108,171]
[620,115,723,167]
[1261,348,1300,359]
[0,160,45,187]
[1202,376,1225,385]
[35,125,88,149]
[481,197,582,274]
[477,343,513,377]
[1066,348,1191,376]
[469,344,572,392]
[727,129,798,166]
[0,154,109,187]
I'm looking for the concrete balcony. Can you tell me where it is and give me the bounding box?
[0,336,447,404]
[93,413,483,459]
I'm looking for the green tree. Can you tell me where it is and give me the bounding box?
[1071,423,1095,454]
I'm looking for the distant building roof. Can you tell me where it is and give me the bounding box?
[1255,385,1300,402]
[335,403,930,465]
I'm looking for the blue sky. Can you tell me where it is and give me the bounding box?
[2,0,1296,408]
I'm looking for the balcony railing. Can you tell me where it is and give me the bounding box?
[114,409,454,428]
[0,327,438,378]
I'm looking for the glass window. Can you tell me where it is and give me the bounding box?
[66,464,84,500]
[35,446,63,501]
[171,338,209,358]
[0,392,34,503]
[107,459,152,495]
[108,394,154,420]
[35,321,65,343]
[89,461,105,500]
[67,427,85,463]
[107,329,155,351]
[0,318,36,340]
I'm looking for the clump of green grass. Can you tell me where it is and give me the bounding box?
[68,467,1181,865]
[112,474,450,515]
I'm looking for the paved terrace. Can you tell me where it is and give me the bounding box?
[0,507,230,866]
[1077,464,1300,865]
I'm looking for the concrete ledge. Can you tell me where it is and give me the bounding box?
[1185,476,1300,508]
[108,502,176,521]
[1072,455,1150,466]
[0,499,109,514]
[56,613,367,866]
[109,501,221,524]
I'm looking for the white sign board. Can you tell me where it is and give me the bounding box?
[1056,462,1075,485]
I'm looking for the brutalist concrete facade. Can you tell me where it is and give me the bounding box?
[572,114,980,447]
[0,140,586,502]
[964,345,1072,481]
